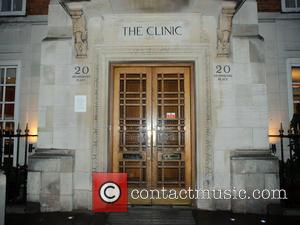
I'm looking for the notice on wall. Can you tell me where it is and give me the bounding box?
[74,95,87,112]
[213,64,233,81]
[166,112,176,119]
[72,64,91,82]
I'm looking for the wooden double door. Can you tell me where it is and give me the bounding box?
[111,65,192,205]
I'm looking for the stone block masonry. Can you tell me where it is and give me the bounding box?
[231,150,280,214]
[27,149,74,212]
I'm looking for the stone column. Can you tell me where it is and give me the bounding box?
[229,0,280,213]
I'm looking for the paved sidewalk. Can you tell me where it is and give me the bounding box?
[5,208,300,225]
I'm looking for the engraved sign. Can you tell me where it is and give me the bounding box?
[213,64,233,81]
[118,22,187,41]
[72,65,91,82]
[122,25,183,37]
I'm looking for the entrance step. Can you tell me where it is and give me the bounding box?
[106,207,196,225]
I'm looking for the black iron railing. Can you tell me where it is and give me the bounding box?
[269,123,300,205]
[0,124,37,203]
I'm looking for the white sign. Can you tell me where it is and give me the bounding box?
[74,95,87,112]
[213,64,233,81]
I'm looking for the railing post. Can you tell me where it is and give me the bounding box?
[23,123,29,202]
[16,123,21,168]
[288,128,294,187]
[7,125,14,169]
[279,123,285,187]
[24,124,29,167]
[288,128,293,162]
[0,123,37,203]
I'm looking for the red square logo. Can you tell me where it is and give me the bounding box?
[92,173,128,212]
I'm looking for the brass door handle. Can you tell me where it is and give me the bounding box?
[147,130,151,147]
[152,130,157,147]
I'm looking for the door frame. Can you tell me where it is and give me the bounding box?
[108,62,196,206]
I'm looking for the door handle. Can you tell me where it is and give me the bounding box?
[152,130,156,147]
[147,130,151,147]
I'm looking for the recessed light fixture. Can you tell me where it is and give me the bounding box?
[260,219,266,223]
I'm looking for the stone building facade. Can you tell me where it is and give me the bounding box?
[0,0,299,214]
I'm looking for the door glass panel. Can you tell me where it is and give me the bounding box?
[126,106,140,118]
[164,80,178,92]
[156,71,186,188]
[126,80,140,92]
[118,72,148,188]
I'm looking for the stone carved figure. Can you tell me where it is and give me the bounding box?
[217,3,236,57]
[70,9,88,58]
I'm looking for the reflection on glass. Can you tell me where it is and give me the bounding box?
[0,69,4,84]
[286,0,296,7]
[5,86,15,102]
[14,0,23,11]
[1,0,11,11]
[6,68,16,84]
[0,87,3,102]
[4,104,14,119]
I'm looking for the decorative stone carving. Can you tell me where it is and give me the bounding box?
[204,49,213,188]
[70,9,88,58]
[217,2,236,57]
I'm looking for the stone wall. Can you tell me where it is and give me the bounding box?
[258,12,300,159]
[212,0,271,211]
[231,150,280,214]
[27,149,74,211]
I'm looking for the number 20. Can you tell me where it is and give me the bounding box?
[216,65,231,74]
[74,66,89,75]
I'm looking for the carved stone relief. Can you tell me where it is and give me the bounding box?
[70,9,88,58]
[217,2,236,57]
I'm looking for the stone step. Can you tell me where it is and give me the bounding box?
[107,208,196,225]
